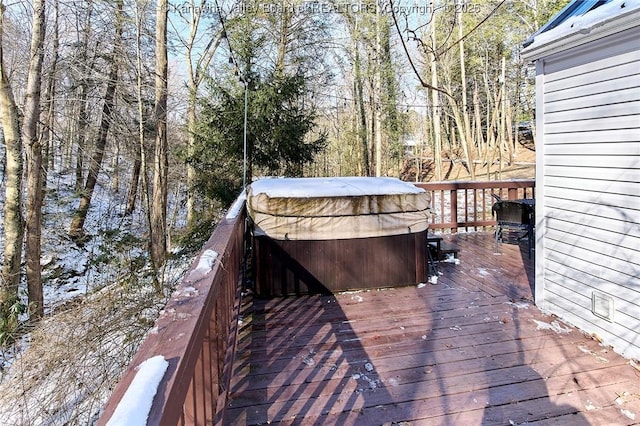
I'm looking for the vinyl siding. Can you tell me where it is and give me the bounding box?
[537,26,640,360]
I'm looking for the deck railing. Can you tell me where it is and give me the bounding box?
[416,179,535,232]
[98,197,246,426]
[97,180,534,425]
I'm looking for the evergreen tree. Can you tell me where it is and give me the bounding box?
[190,71,327,205]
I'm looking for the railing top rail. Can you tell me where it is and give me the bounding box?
[416,179,535,191]
[98,196,246,426]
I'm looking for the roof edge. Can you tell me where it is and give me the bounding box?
[521,5,640,61]
[522,0,596,48]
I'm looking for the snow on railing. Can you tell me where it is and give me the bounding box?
[98,193,247,426]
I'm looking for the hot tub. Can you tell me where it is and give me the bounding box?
[246,177,431,296]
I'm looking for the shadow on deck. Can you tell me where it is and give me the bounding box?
[225,232,639,425]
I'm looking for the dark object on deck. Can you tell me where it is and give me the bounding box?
[493,199,535,258]
[427,234,459,276]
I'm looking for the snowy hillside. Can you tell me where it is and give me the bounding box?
[0,164,201,424]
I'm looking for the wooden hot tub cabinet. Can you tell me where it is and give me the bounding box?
[247,177,431,297]
[253,231,428,296]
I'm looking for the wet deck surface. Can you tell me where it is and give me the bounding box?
[225,232,640,425]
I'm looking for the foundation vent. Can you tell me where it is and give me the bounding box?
[592,291,615,322]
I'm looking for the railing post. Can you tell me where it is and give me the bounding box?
[450,189,458,233]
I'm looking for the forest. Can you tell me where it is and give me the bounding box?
[0,0,565,423]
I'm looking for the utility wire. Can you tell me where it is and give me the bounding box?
[212,0,246,83]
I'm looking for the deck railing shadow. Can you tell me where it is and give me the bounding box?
[408,237,589,424]
[225,291,398,424]
[224,234,403,424]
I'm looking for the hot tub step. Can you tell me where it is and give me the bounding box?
[439,243,459,260]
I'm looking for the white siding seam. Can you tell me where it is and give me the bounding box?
[543,184,640,200]
[544,172,639,185]
[543,205,639,231]
[545,221,640,246]
[545,251,640,284]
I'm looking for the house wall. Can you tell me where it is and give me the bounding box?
[535,26,640,360]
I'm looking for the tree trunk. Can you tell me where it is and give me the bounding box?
[184,10,221,226]
[352,16,369,176]
[275,0,291,76]
[380,20,399,176]
[150,0,169,274]
[134,0,153,271]
[430,2,443,181]
[374,2,382,177]
[23,0,47,320]
[498,57,507,178]
[69,0,123,240]
[473,83,484,160]
[75,83,88,192]
[74,2,93,193]
[457,2,475,179]
[42,0,59,180]
[0,3,24,311]
[125,152,141,216]
[186,96,197,226]
[111,140,120,193]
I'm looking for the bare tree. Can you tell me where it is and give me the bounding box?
[73,0,94,192]
[0,1,23,316]
[174,0,222,227]
[69,0,124,240]
[343,13,370,176]
[42,0,60,178]
[455,1,475,179]
[150,0,169,275]
[429,1,443,181]
[23,0,47,320]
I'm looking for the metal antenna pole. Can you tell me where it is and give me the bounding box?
[243,80,248,188]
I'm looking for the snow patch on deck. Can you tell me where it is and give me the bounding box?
[532,319,571,334]
[507,301,531,310]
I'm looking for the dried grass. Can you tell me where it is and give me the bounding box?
[0,281,169,425]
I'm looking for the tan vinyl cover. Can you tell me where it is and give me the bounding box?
[247,177,431,240]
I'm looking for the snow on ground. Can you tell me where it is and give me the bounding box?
[0,163,199,424]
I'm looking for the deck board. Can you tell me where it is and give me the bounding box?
[225,233,640,425]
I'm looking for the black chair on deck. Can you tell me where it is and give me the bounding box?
[492,199,535,258]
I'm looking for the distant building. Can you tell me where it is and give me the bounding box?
[403,135,418,156]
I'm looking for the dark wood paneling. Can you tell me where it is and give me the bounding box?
[253,231,428,297]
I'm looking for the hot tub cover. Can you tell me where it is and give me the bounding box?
[246,177,431,240]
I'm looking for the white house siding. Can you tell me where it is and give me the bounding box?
[536,26,640,360]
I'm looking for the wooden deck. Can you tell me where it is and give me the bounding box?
[225,233,640,425]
